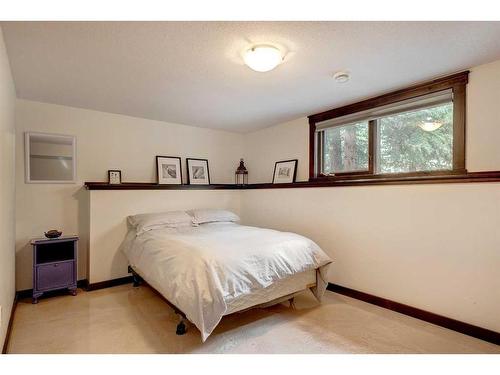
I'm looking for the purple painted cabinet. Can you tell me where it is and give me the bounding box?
[31,236,78,303]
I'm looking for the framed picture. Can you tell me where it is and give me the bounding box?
[186,158,210,185]
[156,156,182,185]
[108,170,122,185]
[272,159,298,184]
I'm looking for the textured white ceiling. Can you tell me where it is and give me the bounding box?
[3,21,500,132]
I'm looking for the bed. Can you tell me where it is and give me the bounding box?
[120,209,332,341]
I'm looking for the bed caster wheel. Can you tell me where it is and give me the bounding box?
[70,289,77,296]
[32,298,38,304]
[132,275,142,287]
[176,321,187,335]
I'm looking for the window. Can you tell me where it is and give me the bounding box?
[322,121,369,174]
[377,101,453,174]
[309,72,468,181]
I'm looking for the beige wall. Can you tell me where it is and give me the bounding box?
[244,59,500,182]
[88,190,241,283]
[243,117,309,183]
[15,100,244,290]
[241,59,500,332]
[241,184,500,332]
[0,26,16,348]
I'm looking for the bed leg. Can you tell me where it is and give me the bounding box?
[128,266,142,287]
[176,316,187,335]
[132,274,142,287]
[289,297,296,309]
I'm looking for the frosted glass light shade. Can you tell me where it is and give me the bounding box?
[244,45,283,72]
[419,122,443,132]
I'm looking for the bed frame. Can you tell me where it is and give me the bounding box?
[128,265,315,336]
[128,265,189,334]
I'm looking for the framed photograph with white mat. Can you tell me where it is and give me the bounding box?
[156,156,182,185]
[272,159,298,184]
[187,158,210,185]
[108,170,122,185]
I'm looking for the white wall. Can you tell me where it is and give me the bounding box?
[0,26,16,349]
[243,117,309,183]
[88,190,241,283]
[241,59,500,332]
[15,100,244,290]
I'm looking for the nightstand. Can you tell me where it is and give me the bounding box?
[31,236,78,304]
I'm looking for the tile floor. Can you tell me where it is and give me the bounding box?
[6,284,500,354]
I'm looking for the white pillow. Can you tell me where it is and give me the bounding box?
[128,211,194,235]
[187,209,240,224]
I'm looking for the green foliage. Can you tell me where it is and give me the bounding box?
[322,103,453,174]
[378,103,453,173]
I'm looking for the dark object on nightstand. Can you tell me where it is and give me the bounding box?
[31,236,78,304]
[44,229,62,239]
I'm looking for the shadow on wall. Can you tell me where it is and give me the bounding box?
[73,187,90,282]
[15,242,32,289]
[15,187,91,290]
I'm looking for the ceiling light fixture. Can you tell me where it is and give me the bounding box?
[244,45,283,72]
[418,119,443,132]
[333,71,351,83]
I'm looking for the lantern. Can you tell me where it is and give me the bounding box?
[235,158,248,186]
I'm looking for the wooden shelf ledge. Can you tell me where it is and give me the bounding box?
[84,182,243,190]
[85,171,500,190]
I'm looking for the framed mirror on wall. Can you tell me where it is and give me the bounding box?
[25,132,76,183]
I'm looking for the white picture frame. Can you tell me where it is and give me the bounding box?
[108,170,122,185]
[186,158,210,185]
[156,156,182,185]
[25,132,77,184]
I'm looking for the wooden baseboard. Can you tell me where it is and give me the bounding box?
[86,276,133,291]
[16,279,89,300]
[1,295,17,354]
[327,283,500,346]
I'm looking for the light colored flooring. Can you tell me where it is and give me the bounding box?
[7,284,500,354]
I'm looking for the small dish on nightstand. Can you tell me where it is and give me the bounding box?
[44,230,62,239]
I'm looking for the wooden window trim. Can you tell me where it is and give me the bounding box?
[308,71,469,181]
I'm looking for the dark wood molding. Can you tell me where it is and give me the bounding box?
[1,295,17,354]
[245,171,500,189]
[86,171,500,190]
[18,277,132,293]
[327,283,500,346]
[86,276,134,291]
[85,182,241,190]
[16,279,89,300]
[309,117,316,181]
[308,71,469,123]
[453,83,467,171]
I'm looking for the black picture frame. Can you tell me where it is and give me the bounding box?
[108,170,122,184]
[186,158,211,185]
[272,159,298,184]
[156,156,183,185]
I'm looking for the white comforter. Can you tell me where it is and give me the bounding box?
[121,222,332,341]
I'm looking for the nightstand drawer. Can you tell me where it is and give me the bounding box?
[36,262,74,290]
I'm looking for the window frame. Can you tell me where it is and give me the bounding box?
[308,71,468,181]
